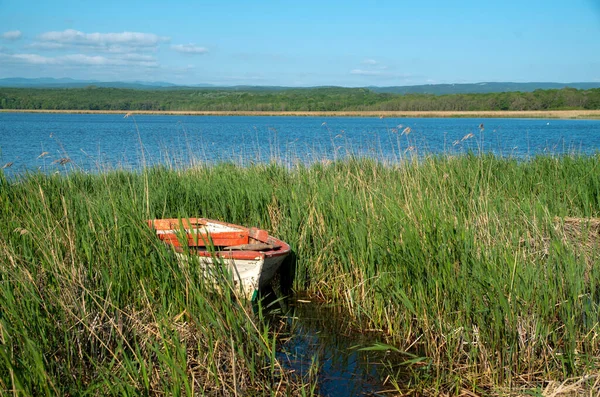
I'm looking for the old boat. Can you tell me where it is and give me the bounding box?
[147,218,291,300]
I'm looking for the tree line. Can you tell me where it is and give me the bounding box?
[1,86,599,112]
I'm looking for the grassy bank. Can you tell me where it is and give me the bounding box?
[2,155,600,395]
[2,109,600,119]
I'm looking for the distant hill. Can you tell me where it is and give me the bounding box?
[0,77,185,89]
[0,78,300,91]
[0,77,92,87]
[368,82,600,95]
[1,77,600,94]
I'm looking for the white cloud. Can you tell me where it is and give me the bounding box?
[349,66,417,82]
[2,30,22,40]
[0,52,158,67]
[27,41,160,54]
[171,43,208,54]
[350,69,382,76]
[36,29,169,52]
[10,53,50,64]
[1,30,165,73]
[61,54,118,66]
[350,59,411,81]
[118,53,156,62]
[26,42,67,50]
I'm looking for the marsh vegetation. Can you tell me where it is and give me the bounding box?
[1,153,600,395]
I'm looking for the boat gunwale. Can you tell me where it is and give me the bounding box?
[147,217,291,261]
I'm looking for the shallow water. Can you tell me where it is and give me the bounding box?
[263,293,408,397]
[2,113,600,177]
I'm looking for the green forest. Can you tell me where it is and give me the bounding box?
[1,86,600,112]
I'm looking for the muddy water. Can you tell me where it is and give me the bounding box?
[263,293,404,396]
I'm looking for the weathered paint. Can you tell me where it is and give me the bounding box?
[148,218,291,299]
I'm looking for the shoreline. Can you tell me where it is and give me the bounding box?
[2,109,600,119]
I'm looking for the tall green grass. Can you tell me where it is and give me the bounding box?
[0,169,312,396]
[1,154,600,394]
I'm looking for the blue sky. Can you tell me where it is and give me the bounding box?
[0,0,599,86]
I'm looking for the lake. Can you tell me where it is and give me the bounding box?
[1,113,600,176]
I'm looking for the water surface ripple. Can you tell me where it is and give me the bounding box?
[2,113,600,176]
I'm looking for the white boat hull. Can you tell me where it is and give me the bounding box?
[176,252,287,300]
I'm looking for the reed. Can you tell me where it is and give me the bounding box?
[0,169,313,396]
[1,154,600,394]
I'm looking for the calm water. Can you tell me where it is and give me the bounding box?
[2,113,600,176]
[277,299,406,397]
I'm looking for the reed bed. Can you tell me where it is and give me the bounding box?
[1,154,600,395]
[0,169,314,396]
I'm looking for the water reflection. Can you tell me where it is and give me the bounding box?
[258,289,401,396]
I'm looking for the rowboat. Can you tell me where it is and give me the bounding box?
[147,218,291,300]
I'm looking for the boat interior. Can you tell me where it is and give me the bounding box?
[148,218,281,252]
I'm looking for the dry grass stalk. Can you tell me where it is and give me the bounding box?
[542,374,600,397]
